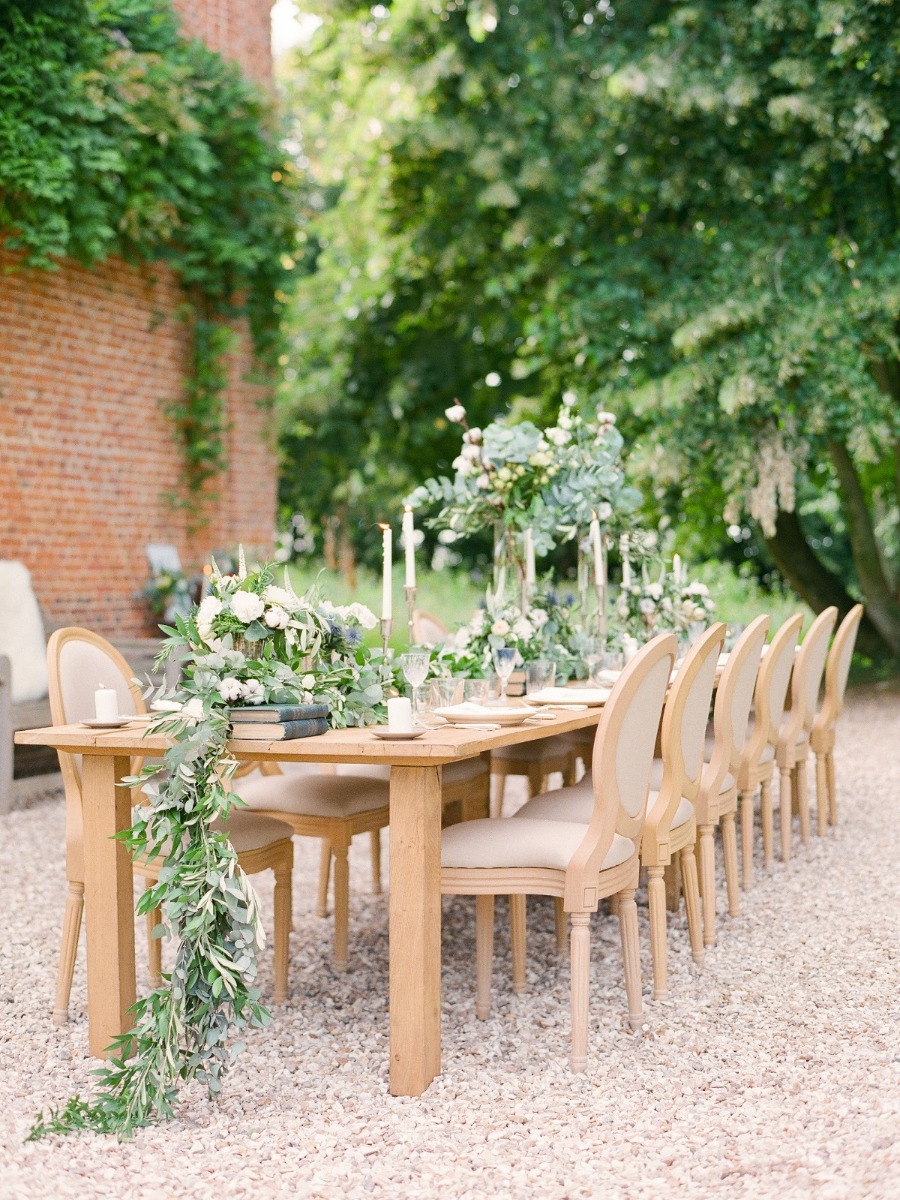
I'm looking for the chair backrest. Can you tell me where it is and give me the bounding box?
[47,627,145,794]
[0,560,48,703]
[708,615,769,783]
[814,604,863,734]
[784,606,838,741]
[564,633,676,912]
[642,623,725,855]
[744,612,804,766]
[412,610,449,646]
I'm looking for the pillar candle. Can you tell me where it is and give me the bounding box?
[380,523,392,620]
[673,553,682,586]
[402,506,416,588]
[94,686,118,721]
[386,696,413,733]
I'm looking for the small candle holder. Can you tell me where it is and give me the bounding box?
[380,617,393,659]
[404,585,417,646]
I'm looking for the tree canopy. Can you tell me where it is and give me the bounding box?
[280,0,900,656]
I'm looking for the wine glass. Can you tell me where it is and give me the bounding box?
[492,646,518,705]
[400,650,431,726]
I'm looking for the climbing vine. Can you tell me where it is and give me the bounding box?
[0,0,298,501]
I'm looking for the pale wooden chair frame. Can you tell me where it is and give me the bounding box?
[695,615,769,946]
[47,628,293,1023]
[810,604,863,833]
[641,622,725,999]
[775,606,837,861]
[441,633,676,1070]
[411,610,450,645]
[735,613,804,884]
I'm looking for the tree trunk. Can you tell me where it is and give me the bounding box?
[762,508,889,659]
[828,440,900,657]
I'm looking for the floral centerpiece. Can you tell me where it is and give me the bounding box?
[31,552,387,1138]
[615,566,716,638]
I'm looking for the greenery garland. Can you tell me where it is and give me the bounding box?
[0,0,298,501]
[30,555,389,1137]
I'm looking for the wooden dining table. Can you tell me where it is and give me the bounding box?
[17,705,608,1097]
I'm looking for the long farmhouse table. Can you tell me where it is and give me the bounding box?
[17,707,608,1096]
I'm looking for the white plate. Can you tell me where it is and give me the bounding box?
[370,728,426,740]
[80,717,136,729]
[435,704,531,727]
[526,687,611,706]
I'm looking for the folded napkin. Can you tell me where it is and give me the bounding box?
[436,701,530,718]
[527,686,610,705]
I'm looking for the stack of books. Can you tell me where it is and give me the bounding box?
[228,702,330,741]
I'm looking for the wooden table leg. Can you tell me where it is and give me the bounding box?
[389,764,442,1096]
[81,755,136,1059]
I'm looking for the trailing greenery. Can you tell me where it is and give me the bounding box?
[280,0,900,659]
[0,0,298,500]
[29,556,388,1137]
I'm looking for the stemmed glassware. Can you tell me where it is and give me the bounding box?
[400,650,431,726]
[492,646,518,705]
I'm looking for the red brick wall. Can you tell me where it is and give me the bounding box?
[0,0,277,639]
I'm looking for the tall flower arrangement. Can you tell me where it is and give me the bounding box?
[31,554,386,1138]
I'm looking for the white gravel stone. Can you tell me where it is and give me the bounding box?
[0,686,898,1199]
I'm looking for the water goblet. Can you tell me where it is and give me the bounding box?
[400,650,431,726]
[525,657,556,695]
[492,646,518,705]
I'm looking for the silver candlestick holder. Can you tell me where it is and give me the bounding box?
[380,617,393,658]
[404,585,417,646]
[595,583,608,650]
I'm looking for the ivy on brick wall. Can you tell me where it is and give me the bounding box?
[0,0,298,503]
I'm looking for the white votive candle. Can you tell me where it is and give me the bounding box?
[95,686,118,721]
[380,522,393,620]
[386,696,413,733]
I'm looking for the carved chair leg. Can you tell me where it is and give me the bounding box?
[617,889,642,1032]
[721,812,740,918]
[332,839,350,972]
[796,761,810,846]
[527,763,545,799]
[760,777,775,868]
[826,751,837,826]
[553,896,567,955]
[369,830,382,895]
[569,912,591,1071]
[510,894,526,994]
[780,765,793,862]
[647,865,668,1001]
[562,753,577,788]
[53,880,84,1026]
[144,878,162,989]
[698,823,716,948]
[739,788,754,889]
[664,856,682,913]
[475,894,494,1020]
[316,839,331,918]
[490,772,505,819]
[680,845,705,969]
[815,753,828,837]
[272,855,293,1004]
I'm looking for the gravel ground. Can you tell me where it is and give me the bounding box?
[1,686,898,1200]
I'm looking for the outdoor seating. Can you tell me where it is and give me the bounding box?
[810,604,864,833]
[440,635,675,1068]
[774,606,838,861]
[47,628,294,1021]
[695,615,768,945]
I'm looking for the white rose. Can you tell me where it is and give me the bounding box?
[562,391,577,407]
[491,619,510,636]
[596,502,613,521]
[558,413,572,430]
[546,427,571,446]
[530,608,549,628]
[218,677,244,703]
[264,605,290,629]
[263,584,296,610]
[348,602,378,629]
[230,590,265,623]
[454,628,471,648]
[241,680,265,704]
[453,455,474,477]
[197,596,223,628]
[639,599,656,615]
[445,403,466,424]
[512,617,533,640]
[647,583,663,600]
[301,674,316,690]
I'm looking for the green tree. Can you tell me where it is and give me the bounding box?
[281,1,900,656]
